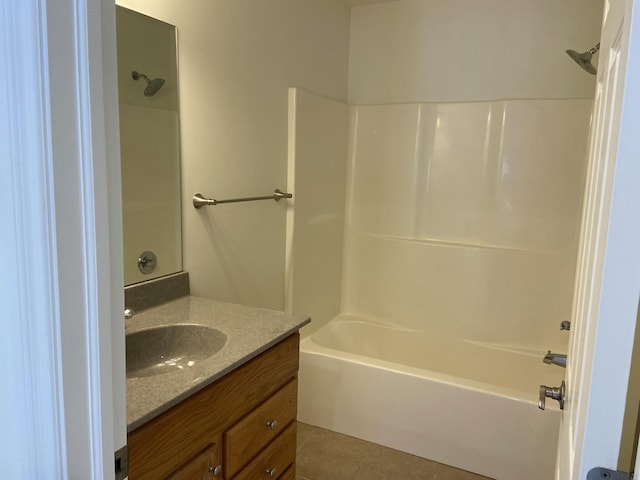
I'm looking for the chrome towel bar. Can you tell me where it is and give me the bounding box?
[193,189,292,209]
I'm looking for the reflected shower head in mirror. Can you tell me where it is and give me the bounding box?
[565,42,600,75]
[131,70,165,96]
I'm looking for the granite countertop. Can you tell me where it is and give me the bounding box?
[126,295,310,432]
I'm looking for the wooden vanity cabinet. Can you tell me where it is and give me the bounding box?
[128,333,300,480]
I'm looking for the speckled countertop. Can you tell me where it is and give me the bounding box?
[126,296,310,432]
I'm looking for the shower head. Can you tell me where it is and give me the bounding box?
[565,42,600,75]
[131,70,166,96]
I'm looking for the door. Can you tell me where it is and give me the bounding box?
[555,0,640,478]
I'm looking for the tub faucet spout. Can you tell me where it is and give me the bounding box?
[543,351,567,368]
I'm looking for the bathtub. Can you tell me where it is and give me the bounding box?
[297,314,565,480]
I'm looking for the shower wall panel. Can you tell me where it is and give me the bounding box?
[286,88,349,335]
[342,99,592,350]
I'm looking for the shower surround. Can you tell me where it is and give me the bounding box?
[343,99,590,350]
[286,88,592,480]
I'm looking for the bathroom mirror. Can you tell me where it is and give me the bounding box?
[116,7,182,286]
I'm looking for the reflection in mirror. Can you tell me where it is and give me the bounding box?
[116,7,182,286]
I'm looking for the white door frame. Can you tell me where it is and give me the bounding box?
[0,0,126,477]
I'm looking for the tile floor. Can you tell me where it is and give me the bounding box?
[296,422,492,480]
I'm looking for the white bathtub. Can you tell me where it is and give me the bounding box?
[298,314,565,480]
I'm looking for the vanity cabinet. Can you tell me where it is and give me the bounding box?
[128,333,300,480]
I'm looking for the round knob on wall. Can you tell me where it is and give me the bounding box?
[265,467,277,477]
[266,419,278,431]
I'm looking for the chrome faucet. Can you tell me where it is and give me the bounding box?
[543,351,567,368]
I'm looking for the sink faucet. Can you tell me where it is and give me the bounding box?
[543,351,567,368]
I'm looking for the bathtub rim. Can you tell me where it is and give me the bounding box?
[301,321,563,410]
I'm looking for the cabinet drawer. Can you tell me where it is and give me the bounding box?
[230,422,296,480]
[225,378,297,477]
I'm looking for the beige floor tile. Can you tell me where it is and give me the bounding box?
[297,425,371,480]
[296,422,493,480]
[352,450,440,480]
[297,421,322,451]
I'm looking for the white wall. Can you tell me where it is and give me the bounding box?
[349,0,603,104]
[116,0,351,309]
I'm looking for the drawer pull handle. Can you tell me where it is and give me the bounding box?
[208,464,223,477]
[265,467,277,477]
[266,419,278,430]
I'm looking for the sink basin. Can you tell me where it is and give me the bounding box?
[126,324,227,378]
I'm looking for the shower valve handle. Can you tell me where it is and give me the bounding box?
[538,380,565,410]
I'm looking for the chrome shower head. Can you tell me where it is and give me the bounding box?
[565,43,600,75]
[131,70,165,96]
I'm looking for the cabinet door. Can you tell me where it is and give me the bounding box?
[166,443,222,480]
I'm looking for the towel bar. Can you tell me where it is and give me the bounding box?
[193,189,292,209]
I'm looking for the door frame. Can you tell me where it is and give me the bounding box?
[1,0,126,477]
